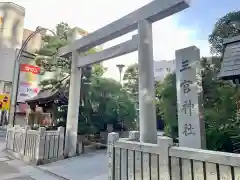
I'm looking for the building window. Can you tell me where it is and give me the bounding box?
[166,68,170,72]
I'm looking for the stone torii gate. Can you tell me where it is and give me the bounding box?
[58,0,190,157]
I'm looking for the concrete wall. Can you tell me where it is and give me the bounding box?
[0,2,25,49]
[0,47,17,82]
[0,3,43,87]
[22,28,43,53]
[0,2,25,90]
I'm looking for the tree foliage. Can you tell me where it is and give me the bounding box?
[36,22,135,134]
[152,10,240,153]
[37,22,105,90]
[123,64,138,102]
[201,57,240,152]
[156,57,240,152]
[156,74,178,139]
[123,63,164,124]
[209,11,240,55]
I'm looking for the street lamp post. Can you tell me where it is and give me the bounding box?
[8,27,56,125]
[116,64,125,84]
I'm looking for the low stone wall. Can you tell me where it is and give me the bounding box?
[75,131,130,154]
[100,131,129,144]
[108,131,240,180]
[5,125,64,165]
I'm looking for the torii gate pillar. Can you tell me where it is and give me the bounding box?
[64,29,82,157]
[138,19,157,143]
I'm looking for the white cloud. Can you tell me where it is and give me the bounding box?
[10,0,210,80]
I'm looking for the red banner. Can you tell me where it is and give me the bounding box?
[20,64,40,74]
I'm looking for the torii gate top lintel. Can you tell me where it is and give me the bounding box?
[58,0,190,57]
[63,0,190,156]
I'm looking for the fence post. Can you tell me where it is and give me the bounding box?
[14,125,20,128]
[20,126,30,156]
[35,127,46,164]
[11,125,18,150]
[127,131,140,179]
[6,124,12,149]
[107,132,119,180]
[58,127,65,158]
[128,131,140,141]
[158,136,173,180]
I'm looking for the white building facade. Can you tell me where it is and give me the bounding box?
[0,2,45,95]
[154,60,175,81]
[0,2,25,94]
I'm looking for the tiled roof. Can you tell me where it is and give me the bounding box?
[25,89,60,103]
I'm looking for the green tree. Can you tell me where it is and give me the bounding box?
[123,64,138,101]
[37,22,135,134]
[156,74,178,139]
[84,77,136,133]
[123,63,165,126]
[201,57,240,152]
[155,81,164,121]
[36,22,105,90]
[158,56,240,152]
[209,11,240,55]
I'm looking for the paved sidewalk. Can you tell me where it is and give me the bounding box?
[39,150,108,180]
[0,137,65,180]
[0,127,6,137]
[0,137,108,180]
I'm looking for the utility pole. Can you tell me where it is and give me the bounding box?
[116,64,125,84]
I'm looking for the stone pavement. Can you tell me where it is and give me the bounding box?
[39,150,108,180]
[38,131,163,179]
[0,137,66,180]
[0,126,6,137]
[0,136,108,180]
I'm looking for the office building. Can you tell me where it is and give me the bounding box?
[154,60,175,81]
[0,2,25,94]
[0,2,44,95]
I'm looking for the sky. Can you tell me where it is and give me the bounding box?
[9,0,239,80]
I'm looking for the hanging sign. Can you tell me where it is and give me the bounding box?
[17,64,40,102]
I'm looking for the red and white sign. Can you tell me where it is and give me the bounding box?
[20,64,40,74]
[17,64,40,102]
